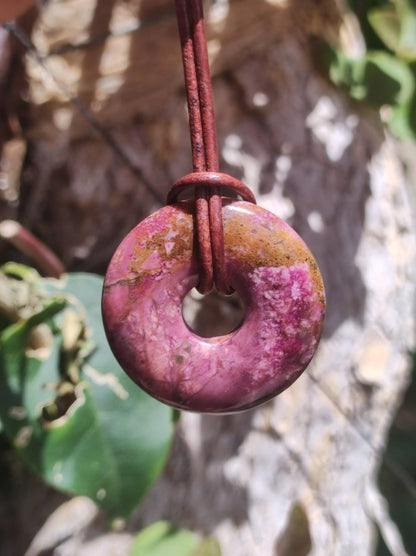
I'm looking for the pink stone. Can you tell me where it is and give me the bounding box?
[102,201,325,413]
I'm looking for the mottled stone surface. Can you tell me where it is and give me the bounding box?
[102,201,325,413]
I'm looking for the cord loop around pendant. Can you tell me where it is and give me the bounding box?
[167,172,257,205]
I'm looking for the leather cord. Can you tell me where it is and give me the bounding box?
[172,0,255,294]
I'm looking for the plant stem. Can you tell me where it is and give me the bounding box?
[0,220,65,278]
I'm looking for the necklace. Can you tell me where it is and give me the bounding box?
[101,0,325,414]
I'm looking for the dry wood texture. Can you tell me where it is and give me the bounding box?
[1,1,415,555]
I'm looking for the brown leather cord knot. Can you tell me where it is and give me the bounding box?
[172,0,255,295]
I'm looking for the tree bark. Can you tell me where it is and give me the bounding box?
[3,1,415,555]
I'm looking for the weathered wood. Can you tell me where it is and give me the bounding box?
[26,0,341,138]
[4,1,415,555]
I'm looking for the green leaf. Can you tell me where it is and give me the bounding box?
[0,297,66,469]
[319,42,414,105]
[192,537,222,556]
[397,1,416,60]
[369,6,402,53]
[129,522,199,556]
[369,2,416,60]
[318,37,416,139]
[353,51,414,106]
[0,271,175,520]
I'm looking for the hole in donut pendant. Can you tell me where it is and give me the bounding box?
[182,288,246,338]
[102,201,325,414]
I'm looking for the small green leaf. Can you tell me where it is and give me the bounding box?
[129,522,199,556]
[397,2,416,60]
[323,46,414,106]
[369,2,416,61]
[318,36,416,139]
[192,537,222,556]
[354,51,414,106]
[369,6,402,53]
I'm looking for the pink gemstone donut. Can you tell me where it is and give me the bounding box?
[102,201,325,413]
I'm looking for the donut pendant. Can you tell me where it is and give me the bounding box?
[102,201,325,413]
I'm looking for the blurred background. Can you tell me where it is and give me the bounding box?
[0,1,415,555]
